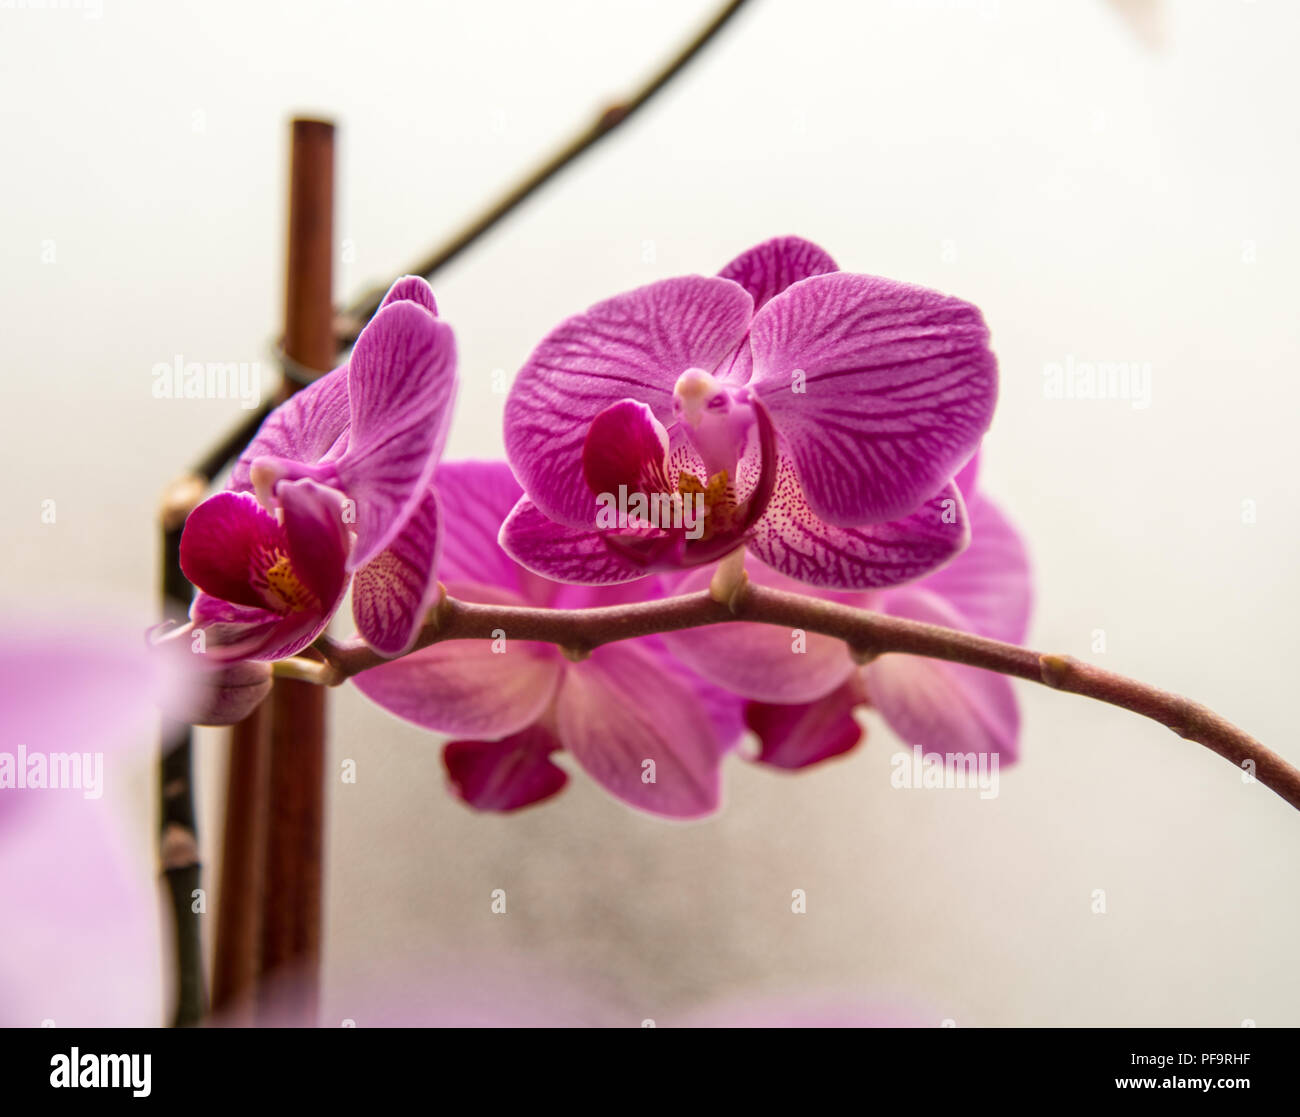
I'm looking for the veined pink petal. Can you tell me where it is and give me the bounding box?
[179,491,284,609]
[866,590,1020,762]
[379,273,439,317]
[229,366,350,493]
[500,496,649,586]
[555,640,733,819]
[717,235,838,314]
[954,448,980,499]
[659,561,856,703]
[436,461,557,604]
[900,494,1031,645]
[352,487,442,657]
[443,725,568,813]
[352,584,564,738]
[190,593,319,663]
[748,271,997,525]
[505,276,753,527]
[337,299,457,570]
[748,454,970,590]
[745,683,864,770]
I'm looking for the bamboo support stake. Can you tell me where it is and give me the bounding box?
[256,118,336,1025]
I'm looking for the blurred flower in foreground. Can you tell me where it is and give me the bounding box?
[502,236,992,586]
[181,276,457,659]
[662,458,1033,766]
[0,614,185,1025]
[353,461,745,819]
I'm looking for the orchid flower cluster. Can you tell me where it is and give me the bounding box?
[174,236,1031,819]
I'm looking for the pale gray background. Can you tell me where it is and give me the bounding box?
[2,0,1297,1025]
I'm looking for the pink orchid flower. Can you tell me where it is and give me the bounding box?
[500,236,994,589]
[659,456,1033,766]
[1,614,188,1026]
[352,460,745,819]
[180,276,456,659]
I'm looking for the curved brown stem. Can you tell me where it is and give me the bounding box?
[295,583,1300,815]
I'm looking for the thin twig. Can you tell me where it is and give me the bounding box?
[255,118,336,1027]
[158,501,206,1027]
[335,0,754,346]
[302,584,1300,814]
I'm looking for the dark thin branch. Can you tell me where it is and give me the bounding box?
[159,514,205,1027]
[174,0,754,488]
[192,404,272,483]
[303,583,1300,815]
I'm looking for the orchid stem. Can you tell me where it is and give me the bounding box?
[305,585,1300,815]
[272,656,342,687]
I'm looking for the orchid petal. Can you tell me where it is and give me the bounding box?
[582,399,671,499]
[352,487,442,657]
[500,496,649,586]
[748,455,969,590]
[337,299,457,570]
[229,366,350,492]
[277,478,351,610]
[443,725,568,813]
[899,494,1031,645]
[434,460,559,604]
[505,276,753,527]
[379,274,439,317]
[189,593,312,663]
[745,683,864,770]
[352,585,564,738]
[748,272,997,525]
[190,594,333,664]
[717,235,838,313]
[179,491,283,609]
[658,562,856,703]
[866,590,1020,762]
[954,448,980,499]
[555,640,733,818]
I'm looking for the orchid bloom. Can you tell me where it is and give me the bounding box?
[659,456,1032,767]
[500,236,996,589]
[352,460,745,819]
[180,276,456,659]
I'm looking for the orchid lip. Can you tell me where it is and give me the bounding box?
[599,398,779,573]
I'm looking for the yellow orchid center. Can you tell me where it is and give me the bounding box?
[677,468,740,542]
[252,548,319,614]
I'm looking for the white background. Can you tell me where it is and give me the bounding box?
[2,0,1297,1025]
